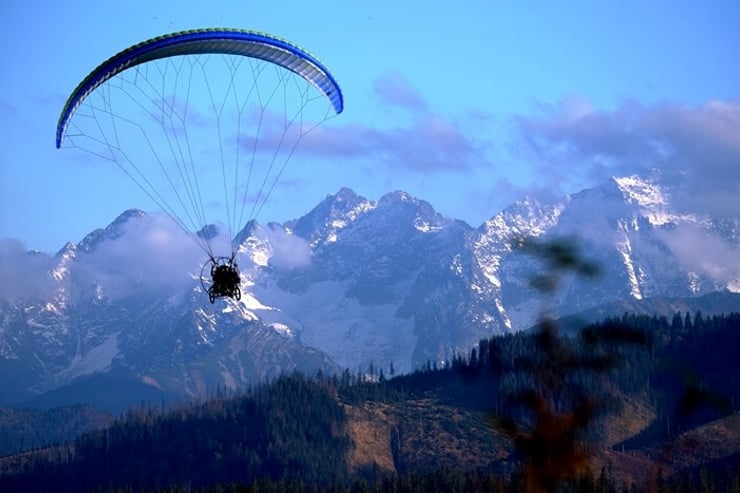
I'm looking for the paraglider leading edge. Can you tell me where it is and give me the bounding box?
[55,27,344,149]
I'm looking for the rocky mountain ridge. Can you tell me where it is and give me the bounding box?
[1,173,737,409]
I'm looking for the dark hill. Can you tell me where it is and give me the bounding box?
[1,311,739,492]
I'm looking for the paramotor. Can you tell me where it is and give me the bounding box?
[56,28,343,302]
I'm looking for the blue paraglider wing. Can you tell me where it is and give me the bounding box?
[56,28,343,148]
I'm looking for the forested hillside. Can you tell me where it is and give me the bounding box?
[0,404,112,456]
[1,311,738,492]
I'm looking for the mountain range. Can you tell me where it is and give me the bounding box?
[1,173,738,410]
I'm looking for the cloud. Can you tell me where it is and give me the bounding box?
[77,212,218,299]
[293,113,486,174]
[0,212,311,303]
[265,226,311,270]
[373,71,429,113]
[514,98,740,217]
[641,101,740,217]
[78,214,312,298]
[657,224,740,287]
[237,72,490,174]
[0,239,55,300]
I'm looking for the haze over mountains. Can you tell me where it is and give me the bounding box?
[1,172,738,410]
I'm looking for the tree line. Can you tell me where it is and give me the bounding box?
[0,310,738,492]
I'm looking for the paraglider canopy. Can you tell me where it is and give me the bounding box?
[56,28,343,148]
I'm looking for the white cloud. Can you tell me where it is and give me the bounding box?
[0,239,54,300]
[515,98,740,217]
[241,72,493,175]
[292,110,488,174]
[77,212,222,298]
[265,226,311,270]
[657,224,740,286]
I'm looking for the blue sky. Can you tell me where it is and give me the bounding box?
[1,0,738,254]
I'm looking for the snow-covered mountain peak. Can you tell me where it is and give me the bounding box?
[290,188,374,246]
[198,223,222,242]
[54,241,77,260]
[613,175,666,208]
[376,191,444,223]
[481,195,565,242]
[333,186,360,204]
[50,243,76,282]
[3,172,738,408]
[233,220,258,246]
[237,223,276,268]
[378,190,412,204]
[376,191,439,214]
[611,175,696,226]
[315,187,366,217]
[78,209,146,253]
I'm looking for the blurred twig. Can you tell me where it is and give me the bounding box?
[493,235,648,492]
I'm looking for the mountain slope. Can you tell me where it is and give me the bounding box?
[1,173,737,407]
